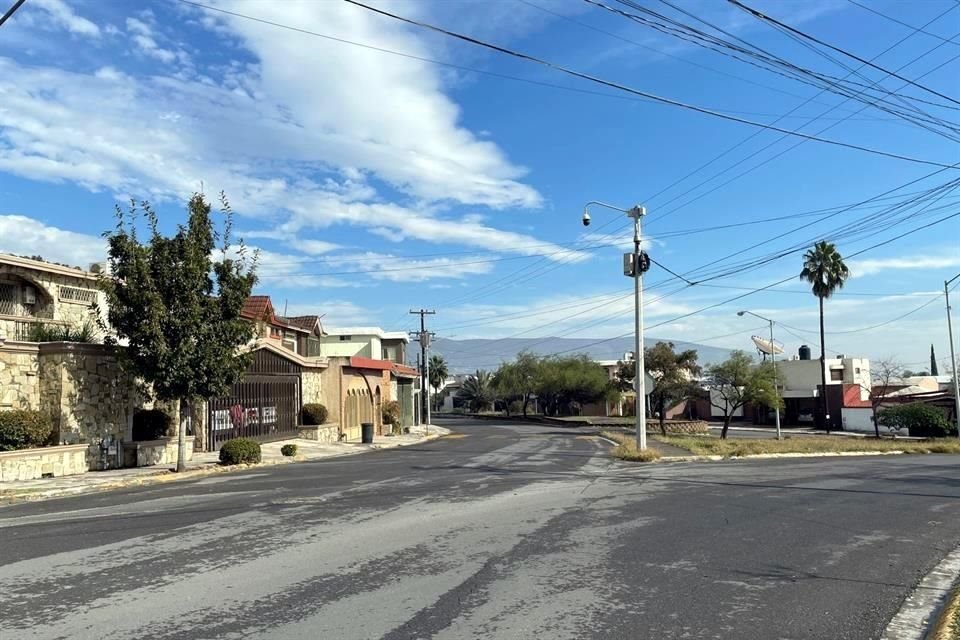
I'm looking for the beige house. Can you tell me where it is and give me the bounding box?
[0,254,105,341]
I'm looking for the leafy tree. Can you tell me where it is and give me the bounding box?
[101,193,258,471]
[492,350,540,416]
[428,354,449,410]
[459,369,494,412]
[645,342,701,435]
[879,402,953,437]
[866,359,904,439]
[931,345,940,376]
[800,240,849,431]
[704,351,781,439]
[535,355,614,416]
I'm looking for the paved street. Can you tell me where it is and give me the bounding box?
[2,418,960,639]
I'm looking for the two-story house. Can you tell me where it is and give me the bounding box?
[0,254,105,341]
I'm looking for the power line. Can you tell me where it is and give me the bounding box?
[343,0,958,169]
[727,0,960,108]
[845,0,960,46]
[0,0,26,28]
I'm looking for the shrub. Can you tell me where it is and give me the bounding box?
[879,403,954,438]
[25,320,99,343]
[0,410,56,451]
[382,400,401,426]
[131,409,172,441]
[219,438,262,465]
[281,443,298,457]
[301,403,328,425]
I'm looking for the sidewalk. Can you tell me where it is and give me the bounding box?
[0,424,450,504]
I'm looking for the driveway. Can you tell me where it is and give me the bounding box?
[1,418,958,639]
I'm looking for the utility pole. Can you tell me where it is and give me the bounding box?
[946,274,960,436]
[410,309,436,432]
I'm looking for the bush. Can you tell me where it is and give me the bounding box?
[382,400,401,426]
[301,403,328,425]
[25,320,99,343]
[219,438,262,465]
[280,443,298,457]
[0,410,56,451]
[131,409,172,441]
[879,403,954,438]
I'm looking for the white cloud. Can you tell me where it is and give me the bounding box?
[283,300,370,327]
[0,215,106,267]
[126,17,179,63]
[30,0,100,38]
[848,253,960,278]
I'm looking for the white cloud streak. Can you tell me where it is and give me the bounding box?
[29,0,100,38]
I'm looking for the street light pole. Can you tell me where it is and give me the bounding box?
[947,274,960,436]
[738,310,782,440]
[583,201,648,450]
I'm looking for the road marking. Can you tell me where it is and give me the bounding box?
[882,541,960,639]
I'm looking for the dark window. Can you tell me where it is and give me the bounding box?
[830,370,843,381]
[339,335,352,341]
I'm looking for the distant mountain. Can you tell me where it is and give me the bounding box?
[431,336,733,374]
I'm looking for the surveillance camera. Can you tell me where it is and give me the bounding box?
[582,212,591,226]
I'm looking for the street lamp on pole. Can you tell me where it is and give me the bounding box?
[737,310,782,440]
[946,273,960,437]
[582,201,648,450]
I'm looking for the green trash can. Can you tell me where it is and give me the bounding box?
[361,422,374,444]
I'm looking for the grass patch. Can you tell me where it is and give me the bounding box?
[601,430,662,462]
[653,434,960,457]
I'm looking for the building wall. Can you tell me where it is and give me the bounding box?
[779,357,871,397]
[842,407,875,433]
[0,342,41,409]
[317,334,381,358]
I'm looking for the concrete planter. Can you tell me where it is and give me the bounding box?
[122,436,195,468]
[0,443,89,482]
[298,423,339,444]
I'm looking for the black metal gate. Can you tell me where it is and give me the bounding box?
[207,349,302,451]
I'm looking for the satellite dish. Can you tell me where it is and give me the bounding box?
[751,335,784,356]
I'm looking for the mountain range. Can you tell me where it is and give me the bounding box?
[431,336,735,374]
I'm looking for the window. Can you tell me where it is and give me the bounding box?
[339,335,352,341]
[270,327,282,338]
[855,367,861,374]
[830,370,843,381]
[58,285,97,304]
[307,338,322,357]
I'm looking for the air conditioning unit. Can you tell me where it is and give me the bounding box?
[23,285,36,305]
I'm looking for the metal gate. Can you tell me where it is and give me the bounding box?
[207,349,302,451]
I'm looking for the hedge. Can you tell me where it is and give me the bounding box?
[132,409,172,441]
[302,403,328,425]
[280,443,298,457]
[879,403,955,438]
[0,410,56,452]
[219,438,262,465]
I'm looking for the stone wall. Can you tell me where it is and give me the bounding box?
[298,424,339,444]
[302,369,323,405]
[0,341,40,409]
[38,342,144,469]
[122,437,195,467]
[0,443,88,482]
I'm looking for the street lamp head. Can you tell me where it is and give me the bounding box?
[628,205,646,218]
[581,211,591,226]
[737,310,746,317]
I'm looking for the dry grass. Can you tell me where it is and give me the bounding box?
[601,430,662,462]
[654,434,960,457]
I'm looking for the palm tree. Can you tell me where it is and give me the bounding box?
[800,240,850,431]
[428,354,448,410]
[459,370,494,413]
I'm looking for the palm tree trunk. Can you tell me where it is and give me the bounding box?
[819,295,829,433]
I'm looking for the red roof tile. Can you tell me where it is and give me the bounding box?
[241,295,273,321]
[349,356,394,371]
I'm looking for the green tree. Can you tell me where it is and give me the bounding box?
[492,350,540,416]
[866,359,904,439]
[101,193,258,471]
[705,351,781,439]
[646,342,701,435]
[459,369,494,412]
[879,402,953,437]
[535,355,613,416]
[428,354,449,410]
[931,345,939,376]
[800,240,849,431]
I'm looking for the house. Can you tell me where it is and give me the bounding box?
[0,254,106,341]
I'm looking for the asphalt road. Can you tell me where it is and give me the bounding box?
[2,418,959,639]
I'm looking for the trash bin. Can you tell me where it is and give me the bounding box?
[361,422,375,444]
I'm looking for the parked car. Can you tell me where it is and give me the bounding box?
[797,409,815,424]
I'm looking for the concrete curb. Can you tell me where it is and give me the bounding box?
[882,541,960,640]
[619,451,910,464]
[0,431,446,504]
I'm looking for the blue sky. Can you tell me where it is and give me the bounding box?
[1,0,958,370]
